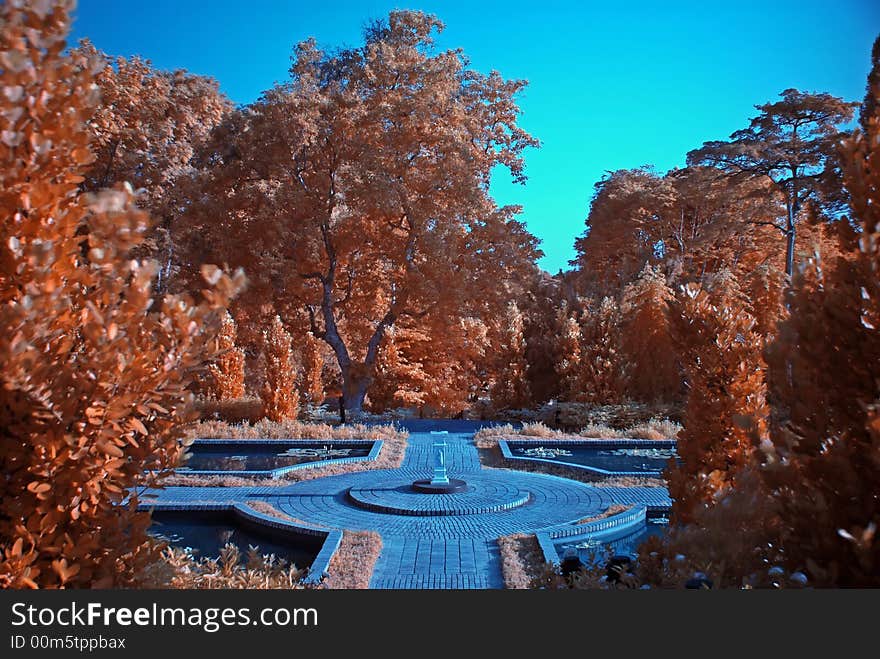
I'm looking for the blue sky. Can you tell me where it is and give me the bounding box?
[70,1,880,273]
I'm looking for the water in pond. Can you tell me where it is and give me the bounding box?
[557,520,668,566]
[178,442,371,472]
[150,510,319,569]
[511,444,676,473]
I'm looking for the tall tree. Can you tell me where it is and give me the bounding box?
[571,166,783,296]
[72,41,230,293]
[687,89,858,276]
[619,265,680,403]
[553,304,584,402]
[179,10,540,412]
[260,316,300,421]
[572,168,670,295]
[520,271,569,404]
[860,35,880,134]
[490,302,531,410]
[758,64,880,585]
[204,311,246,400]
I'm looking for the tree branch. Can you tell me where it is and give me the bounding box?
[747,219,788,236]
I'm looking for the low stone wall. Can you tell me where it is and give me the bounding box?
[536,505,649,564]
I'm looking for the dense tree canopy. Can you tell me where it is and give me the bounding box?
[687,89,858,276]
[175,10,540,411]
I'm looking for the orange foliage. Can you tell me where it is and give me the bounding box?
[175,10,540,412]
[757,75,880,585]
[0,1,242,588]
[572,168,666,295]
[491,302,531,410]
[299,330,325,405]
[619,265,680,403]
[688,89,858,276]
[571,167,784,298]
[554,297,626,405]
[260,316,300,422]
[71,39,230,292]
[205,311,246,400]
[371,317,489,415]
[568,297,626,404]
[668,273,769,524]
[553,305,583,402]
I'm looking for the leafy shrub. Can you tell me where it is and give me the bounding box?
[260,316,300,421]
[667,273,769,523]
[144,543,308,590]
[204,311,246,400]
[0,1,242,588]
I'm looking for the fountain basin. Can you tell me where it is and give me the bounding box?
[346,474,530,516]
[411,478,468,494]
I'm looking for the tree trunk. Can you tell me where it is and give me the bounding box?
[785,173,800,278]
[785,224,796,278]
[784,194,798,278]
[340,366,371,414]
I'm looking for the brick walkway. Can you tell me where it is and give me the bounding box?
[144,429,672,589]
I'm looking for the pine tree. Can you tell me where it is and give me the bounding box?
[260,316,300,421]
[619,265,680,403]
[206,311,246,399]
[299,330,325,405]
[491,302,531,410]
[668,273,769,524]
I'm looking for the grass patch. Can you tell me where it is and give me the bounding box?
[144,542,309,589]
[474,418,680,444]
[576,504,632,524]
[185,419,406,441]
[321,531,383,589]
[243,500,328,529]
[474,443,665,488]
[498,533,546,589]
[245,500,294,521]
[162,422,408,487]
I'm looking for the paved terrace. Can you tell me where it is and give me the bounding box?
[145,425,671,589]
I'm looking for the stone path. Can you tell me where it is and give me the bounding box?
[145,428,671,589]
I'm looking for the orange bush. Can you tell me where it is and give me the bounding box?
[619,265,680,403]
[491,302,531,410]
[300,330,325,405]
[757,63,880,585]
[554,298,626,405]
[570,297,626,404]
[205,311,246,400]
[553,305,583,401]
[668,273,769,524]
[260,316,300,421]
[0,1,242,589]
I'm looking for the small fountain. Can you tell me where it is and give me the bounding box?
[412,431,467,493]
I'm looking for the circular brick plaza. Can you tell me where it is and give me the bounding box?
[147,427,671,588]
[267,465,611,537]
